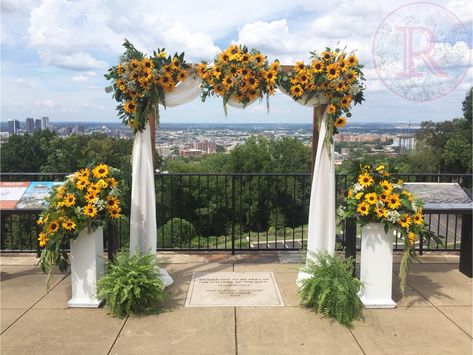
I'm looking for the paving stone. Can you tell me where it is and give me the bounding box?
[111,308,235,355]
[437,306,472,337]
[234,263,301,273]
[156,252,205,264]
[273,272,300,307]
[0,309,25,333]
[352,307,472,354]
[237,307,363,355]
[0,309,124,355]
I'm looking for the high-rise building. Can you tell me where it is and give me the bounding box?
[8,119,20,135]
[41,117,49,130]
[35,119,42,131]
[72,125,85,135]
[25,117,35,133]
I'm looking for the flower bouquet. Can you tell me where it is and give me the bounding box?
[196,44,279,114]
[37,163,124,285]
[105,39,190,132]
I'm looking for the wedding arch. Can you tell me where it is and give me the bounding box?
[105,40,366,285]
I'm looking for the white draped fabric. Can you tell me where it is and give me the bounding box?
[164,76,202,107]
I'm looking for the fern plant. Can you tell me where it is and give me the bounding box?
[97,251,166,318]
[299,252,363,328]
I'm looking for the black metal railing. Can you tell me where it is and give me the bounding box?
[1,172,471,254]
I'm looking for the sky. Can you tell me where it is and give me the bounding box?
[1,0,472,124]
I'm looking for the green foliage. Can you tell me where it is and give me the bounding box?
[299,252,363,328]
[268,208,286,231]
[96,251,165,318]
[157,218,197,248]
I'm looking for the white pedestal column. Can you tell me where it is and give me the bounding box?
[359,223,396,308]
[68,227,104,308]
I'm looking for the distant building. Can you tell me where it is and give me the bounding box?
[72,125,85,135]
[157,145,172,158]
[25,117,35,133]
[180,149,203,157]
[35,119,42,131]
[8,119,20,135]
[193,140,217,154]
[41,117,49,130]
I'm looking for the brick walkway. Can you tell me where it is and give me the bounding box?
[1,253,471,354]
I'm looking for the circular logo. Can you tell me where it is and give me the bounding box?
[372,2,470,101]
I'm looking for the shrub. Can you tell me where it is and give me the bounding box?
[299,252,363,328]
[157,218,196,248]
[96,251,165,318]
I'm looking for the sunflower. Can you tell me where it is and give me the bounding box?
[387,193,401,209]
[107,177,118,188]
[340,95,352,109]
[326,63,340,80]
[225,44,240,56]
[345,69,357,82]
[108,206,122,219]
[321,50,333,62]
[241,52,251,62]
[83,204,98,218]
[38,232,49,247]
[375,207,388,218]
[97,179,108,189]
[346,54,358,67]
[358,172,374,187]
[335,82,347,92]
[129,59,140,70]
[93,164,109,179]
[327,104,336,115]
[246,76,259,91]
[106,195,119,209]
[124,101,137,114]
[413,211,424,225]
[87,183,100,195]
[64,193,76,207]
[212,66,223,79]
[334,116,347,128]
[77,168,90,179]
[290,85,303,98]
[379,192,389,202]
[296,70,310,86]
[218,52,230,63]
[253,53,265,66]
[311,60,325,73]
[357,201,370,216]
[402,190,414,202]
[62,219,76,231]
[142,58,154,71]
[407,232,415,246]
[85,191,98,203]
[222,76,234,90]
[47,220,59,234]
[196,64,208,78]
[379,180,393,194]
[364,192,378,205]
[294,61,306,72]
[264,70,276,84]
[355,192,364,200]
[399,214,412,228]
[347,188,353,197]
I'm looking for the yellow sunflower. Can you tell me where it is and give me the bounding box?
[327,104,336,115]
[399,214,412,228]
[387,193,401,209]
[108,206,122,219]
[345,69,357,82]
[311,60,325,73]
[357,201,370,216]
[124,101,137,114]
[96,179,108,189]
[334,116,347,128]
[321,50,333,62]
[294,61,306,72]
[106,195,119,209]
[379,192,389,202]
[47,220,59,234]
[63,193,76,207]
[364,192,378,205]
[375,207,388,218]
[346,54,359,67]
[379,180,393,194]
[107,177,118,188]
[413,211,424,225]
[407,232,415,247]
[340,95,352,109]
[77,168,90,179]
[92,164,109,179]
[76,178,89,190]
[355,192,364,200]
[326,63,340,80]
[253,53,266,66]
[358,172,374,188]
[38,232,49,247]
[290,85,303,98]
[62,220,76,231]
[83,204,98,218]
[85,191,98,203]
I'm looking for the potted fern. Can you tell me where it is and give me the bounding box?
[299,252,362,328]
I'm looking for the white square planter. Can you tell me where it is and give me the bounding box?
[67,226,104,308]
[359,223,396,308]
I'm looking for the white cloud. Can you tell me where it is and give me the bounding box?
[34,99,55,108]
[71,71,97,82]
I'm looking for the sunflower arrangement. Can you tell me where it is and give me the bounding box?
[196,44,279,114]
[37,164,124,282]
[338,164,440,294]
[105,39,189,133]
[278,47,365,137]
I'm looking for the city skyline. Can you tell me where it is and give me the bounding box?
[2,0,472,125]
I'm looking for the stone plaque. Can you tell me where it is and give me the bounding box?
[185,272,284,307]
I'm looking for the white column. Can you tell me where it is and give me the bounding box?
[68,227,104,308]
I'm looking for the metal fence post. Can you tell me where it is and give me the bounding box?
[107,221,118,262]
[459,212,472,278]
[231,175,236,255]
[345,218,357,276]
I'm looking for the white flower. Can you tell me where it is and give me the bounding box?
[412,202,418,212]
[375,200,385,208]
[353,183,364,192]
[349,84,361,95]
[386,210,401,223]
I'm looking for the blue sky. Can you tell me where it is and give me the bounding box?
[1,0,472,124]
